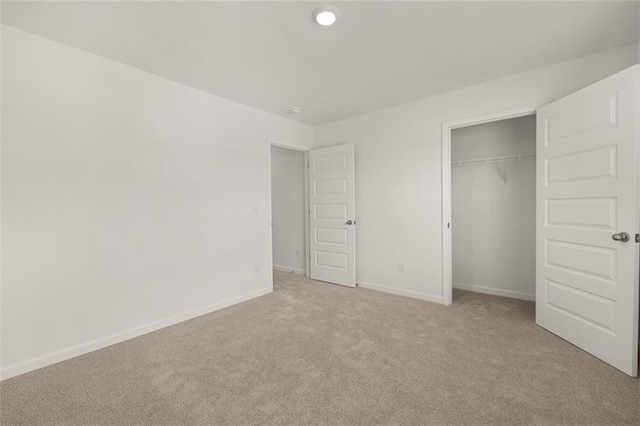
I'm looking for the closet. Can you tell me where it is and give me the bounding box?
[451,115,536,301]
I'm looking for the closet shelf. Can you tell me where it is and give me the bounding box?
[451,153,535,183]
[451,153,535,167]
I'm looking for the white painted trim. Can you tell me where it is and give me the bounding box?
[304,151,310,279]
[440,104,538,306]
[267,139,309,153]
[273,265,306,275]
[266,139,310,283]
[266,139,274,293]
[357,280,443,304]
[0,287,271,381]
[453,281,535,302]
[441,121,452,306]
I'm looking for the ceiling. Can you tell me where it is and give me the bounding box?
[2,1,639,126]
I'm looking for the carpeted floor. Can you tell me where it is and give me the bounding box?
[1,270,638,425]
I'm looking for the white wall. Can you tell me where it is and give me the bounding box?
[451,116,536,301]
[1,26,312,379]
[314,43,637,303]
[270,146,306,274]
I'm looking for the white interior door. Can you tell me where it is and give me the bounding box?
[536,66,639,376]
[309,143,356,287]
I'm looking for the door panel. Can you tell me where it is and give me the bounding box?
[536,66,639,376]
[309,144,356,287]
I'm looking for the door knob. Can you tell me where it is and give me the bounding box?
[346,220,353,225]
[612,232,630,242]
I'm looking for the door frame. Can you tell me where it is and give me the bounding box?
[440,104,538,305]
[266,138,311,291]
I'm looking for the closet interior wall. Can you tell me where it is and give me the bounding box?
[451,115,536,301]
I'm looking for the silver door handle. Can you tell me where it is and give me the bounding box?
[346,220,354,225]
[612,232,630,242]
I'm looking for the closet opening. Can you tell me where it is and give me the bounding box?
[441,106,537,306]
[451,115,536,303]
[269,144,308,278]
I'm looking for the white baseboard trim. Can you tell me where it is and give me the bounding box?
[1,287,272,381]
[273,264,305,275]
[356,280,443,304]
[453,281,535,301]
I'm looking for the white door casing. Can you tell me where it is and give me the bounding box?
[536,66,639,376]
[309,144,356,287]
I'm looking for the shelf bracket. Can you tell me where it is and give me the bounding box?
[499,160,507,183]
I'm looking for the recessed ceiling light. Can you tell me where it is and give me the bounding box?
[289,106,302,114]
[312,6,339,27]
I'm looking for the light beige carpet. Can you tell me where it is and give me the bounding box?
[1,270,638,425]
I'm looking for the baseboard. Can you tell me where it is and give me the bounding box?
[1,287,272,381]
[453,281,535,301]
[356,280,443,304]
[273,264,306,275]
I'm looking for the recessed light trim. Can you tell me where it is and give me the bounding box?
[312,6,339,27]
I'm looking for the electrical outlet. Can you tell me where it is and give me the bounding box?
[398,263,405,273]
[295,249,300,258]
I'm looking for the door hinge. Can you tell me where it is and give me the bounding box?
[636,233,640,243]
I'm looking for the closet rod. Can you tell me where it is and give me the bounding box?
[451,153,535,167]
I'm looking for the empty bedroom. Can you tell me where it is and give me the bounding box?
[1,1,639,425]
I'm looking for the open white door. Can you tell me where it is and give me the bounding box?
[309,143,356,287]
[536,66,639,376]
